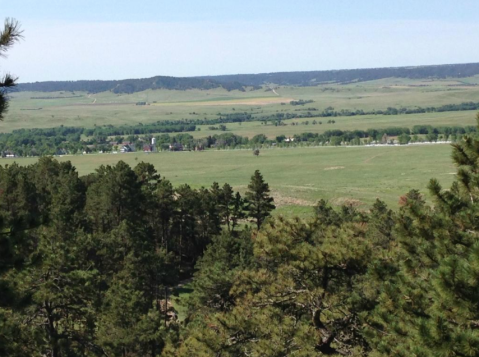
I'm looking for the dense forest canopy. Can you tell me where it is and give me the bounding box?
[16,62,479,94]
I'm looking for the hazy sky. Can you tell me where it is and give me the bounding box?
[2,0,479,82]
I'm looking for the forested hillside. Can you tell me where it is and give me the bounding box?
[204,62,479,86]
[16,62,479,94]
[17,76,253,93]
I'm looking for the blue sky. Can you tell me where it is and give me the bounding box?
[2,0,479,82]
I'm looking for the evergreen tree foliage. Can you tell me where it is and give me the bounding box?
[365,114,479,356]
[245,170,275,229]
[171,213,376,356]
[0,158,249,356]
[231,192,246,231]
[187,230,253,314]
[0,18,22,121]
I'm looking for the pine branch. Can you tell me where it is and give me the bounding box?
[0,74,16,89]
[0,18,23,57]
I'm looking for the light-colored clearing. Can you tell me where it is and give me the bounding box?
[324,166,345,171]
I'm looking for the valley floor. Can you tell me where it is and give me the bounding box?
[8,144,455,215]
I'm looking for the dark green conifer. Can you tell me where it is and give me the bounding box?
[365,114,479,356]
[0,18,22,121]
[245,170,275,229]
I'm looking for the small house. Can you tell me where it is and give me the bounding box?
[121,144,133,153]
[143,145,153,152]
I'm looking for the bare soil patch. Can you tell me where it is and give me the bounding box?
[271,191,315,207]
[324,166,345,171]
[331,197,363,207]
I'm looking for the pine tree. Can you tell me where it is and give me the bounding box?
[154,179,176,252]
[85,161,144,231]
[231,192,246,231]
[212,183,237,231]
[134,161,160,192]
[365,114,479,356]
[220,183,235,231]
[0,18,22,121]
[2,159,98,357]
[187,230,253,313]
[245,170,275,229]
[195,187,221,252]
[0,162,42,357]
[173,215,373,356]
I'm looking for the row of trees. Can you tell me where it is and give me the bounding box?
[145,125,475,150]
[1,124,475,157]
[199,102,479,127]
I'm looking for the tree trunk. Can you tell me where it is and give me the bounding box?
[45,301,59,357]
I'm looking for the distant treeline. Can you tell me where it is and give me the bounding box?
[1,124,474,157]
[157,101,479,128]
[17,76,257,94]
[0,123,195,156]
[83,123,196,136]
[290,99,314,106]
[7,122,195,138]
[202,62,479,86]
[170,125,476,149]
[296,101,479,119]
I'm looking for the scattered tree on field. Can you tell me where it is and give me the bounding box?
[398,133,411,145]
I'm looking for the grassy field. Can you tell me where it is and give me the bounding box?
[3,77,472,216]
[4,76,479,133]
[193,111,478,139]
[6,144,456,216]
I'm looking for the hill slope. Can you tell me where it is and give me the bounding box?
[202,62,479,86]
[16,62,479,94]
[17,76,251,94]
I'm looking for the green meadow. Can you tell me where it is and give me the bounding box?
[193,111,477,139]
[5,75,479,132]
[8,144,456,215]
[3,76,474,215]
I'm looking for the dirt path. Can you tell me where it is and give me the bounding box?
[364,153,385,164]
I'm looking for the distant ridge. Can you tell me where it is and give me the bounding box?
[201,62,479,86]
[17,76,252,94]
[17,62,479,94]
